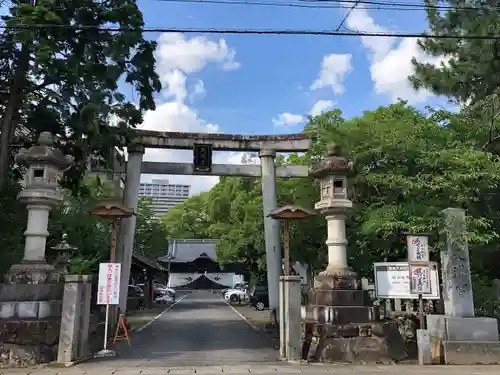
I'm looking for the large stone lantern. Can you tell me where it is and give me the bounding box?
[301,144,405,364]
[310,143,357,286]
[6,132,73,284]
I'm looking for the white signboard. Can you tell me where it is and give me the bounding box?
[409,263,431,294]
[97,262,121,305]
[407,235,429,262]
[374,262,440,299]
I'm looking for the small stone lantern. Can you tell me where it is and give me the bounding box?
[310,143,356,284]
[50,233,78,276]
[6,132,73,284]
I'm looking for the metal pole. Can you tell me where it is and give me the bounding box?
[103,304,110,350]
[418,294,425,329]
[283,220,290,276]
[110,219,118,262]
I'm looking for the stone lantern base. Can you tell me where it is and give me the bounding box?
[301,271,406,363]
[5,261,59,284]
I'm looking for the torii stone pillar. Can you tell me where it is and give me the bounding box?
[259,149,281,314]
[117,143,144,314]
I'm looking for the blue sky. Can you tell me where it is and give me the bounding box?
[1,1,453,194]
[135,0,448,135]
[132,1,452,192]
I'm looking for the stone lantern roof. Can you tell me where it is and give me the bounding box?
[15,132,73,170]
[310,143,355,178]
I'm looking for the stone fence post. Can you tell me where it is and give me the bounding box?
[280,275,302,361]
[57,275,93,364]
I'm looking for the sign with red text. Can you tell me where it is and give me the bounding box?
[97,262,121,305]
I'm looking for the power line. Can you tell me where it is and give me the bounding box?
[336,0,361,31]
[299,0,500,11]
[1,23,500,39]
[147,0,500,12]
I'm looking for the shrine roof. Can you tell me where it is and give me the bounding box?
[158,239,218,263]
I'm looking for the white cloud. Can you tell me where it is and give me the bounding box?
[189,80,206,102]
[272,112,305,127]
[155,32,240,102]
[135,33,246,197]
[346,9,446,103]
[310,54,353,94]
[310,100,336,116]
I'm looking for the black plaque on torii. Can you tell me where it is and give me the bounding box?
[193,143,213,173]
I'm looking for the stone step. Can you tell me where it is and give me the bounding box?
[444,340,500,364]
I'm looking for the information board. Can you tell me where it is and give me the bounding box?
[373,262,440,299]
[97,262,121,305]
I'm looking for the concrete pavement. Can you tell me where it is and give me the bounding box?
[81,290,278,368]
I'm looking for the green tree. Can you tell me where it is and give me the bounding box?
[0,0,161,191]
[304,103,500,278]
[161,193,211,238]
[410,0,500,105]
[135,197,168,259]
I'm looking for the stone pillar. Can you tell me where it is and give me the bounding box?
[57,275,93,364]
[279,279,286,359]
[259,149,281,313]
[117,143,144,314]
[325,213,348,271]
[440,208,474,317]
[281,275,302,361]
[23,205,51,262]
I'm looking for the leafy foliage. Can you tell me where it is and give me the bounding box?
[410,0,500,105]
[162,103,500,295]
[0,0,161,191]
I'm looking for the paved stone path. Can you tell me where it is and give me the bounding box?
[82,290,278,368]
[4,364,500,375]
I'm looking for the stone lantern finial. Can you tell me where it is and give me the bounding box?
[38,131,54,146]
[310,143,354,179]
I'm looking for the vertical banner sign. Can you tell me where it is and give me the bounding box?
[409,262,432,294]
[407,235,430,262]
[97,263,121,305]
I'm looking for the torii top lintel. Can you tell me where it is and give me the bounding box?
[129,129,315,152]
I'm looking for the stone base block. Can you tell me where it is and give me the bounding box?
[0,319,60,367]
[308,289,369,306]
[303,321,406,363]
[302,305,379,324]
[443,341,500,365]
[0,300,62,319]
[427,315,499,342]
[5,262,59,284]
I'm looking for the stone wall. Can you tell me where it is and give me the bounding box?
[0,283,63,367]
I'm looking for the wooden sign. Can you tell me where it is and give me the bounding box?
[113,314,131,345]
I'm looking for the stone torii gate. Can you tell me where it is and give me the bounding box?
[113,129,313,314]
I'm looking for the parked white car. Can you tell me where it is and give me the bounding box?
[224,288,248,303]
[155,293,174,304]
